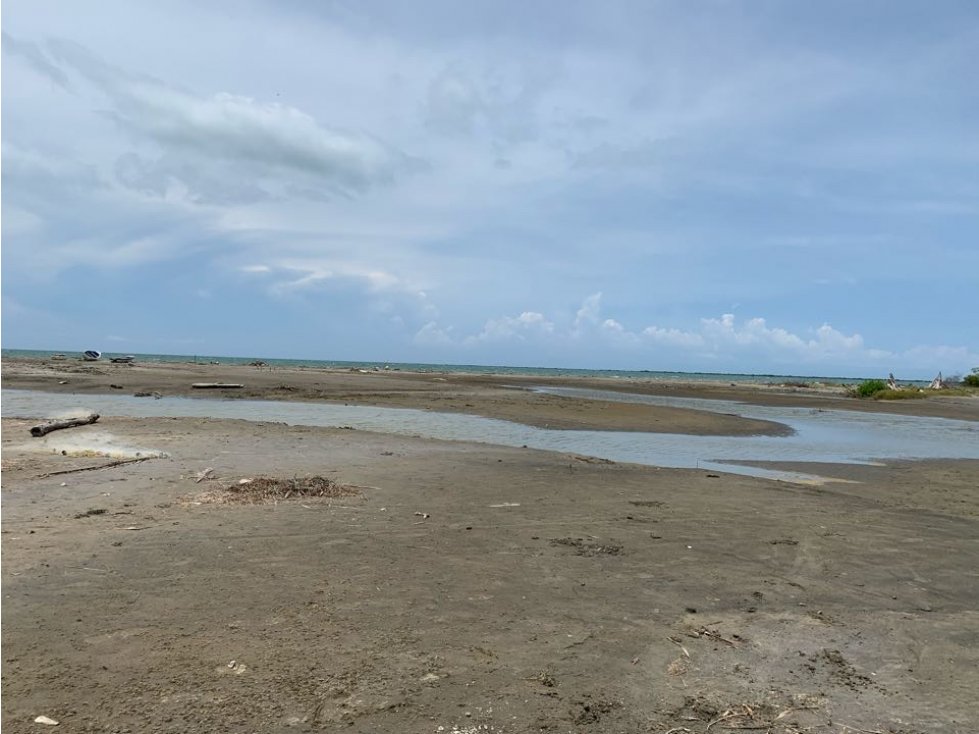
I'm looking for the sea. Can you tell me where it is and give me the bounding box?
[0,348,918,386]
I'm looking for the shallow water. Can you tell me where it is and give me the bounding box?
[4,389,977,483]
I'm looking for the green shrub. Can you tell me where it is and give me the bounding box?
[964,370,979,388]
[855,379,888,398]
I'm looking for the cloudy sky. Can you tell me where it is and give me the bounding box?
[3,1,977,377]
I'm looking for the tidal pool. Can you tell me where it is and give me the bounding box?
[4,388,977,483]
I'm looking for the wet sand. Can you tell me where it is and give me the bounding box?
[2,357,978,732]
[4,357,979,430]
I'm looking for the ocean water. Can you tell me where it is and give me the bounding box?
[0,348,906,386]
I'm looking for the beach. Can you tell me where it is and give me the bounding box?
[2,357,978,733]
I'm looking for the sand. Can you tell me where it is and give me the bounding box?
[2,357,978,733]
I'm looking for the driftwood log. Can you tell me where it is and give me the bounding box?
[191,383,244,389]
[30,413,100,437]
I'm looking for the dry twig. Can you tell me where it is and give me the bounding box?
[194,475,358,505]
[36,456,156,479]
[688,625,739,646]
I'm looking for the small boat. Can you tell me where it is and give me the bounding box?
[82,350,101,361]
[110,355,136,364]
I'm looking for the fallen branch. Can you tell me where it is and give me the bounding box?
[36,456,155,478]
[30,414,99,437]
[191,383,243,389]
[194,467,215,483]
[687,625,739,646]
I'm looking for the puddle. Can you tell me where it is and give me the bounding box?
[3,389,977,483]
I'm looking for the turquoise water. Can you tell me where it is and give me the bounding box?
[0,348,908,386]
[5,388,976,482]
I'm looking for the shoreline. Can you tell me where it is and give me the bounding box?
[1,349,904,385]
[4,356,978,432]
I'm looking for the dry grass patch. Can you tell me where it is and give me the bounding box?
[194,475,359,505]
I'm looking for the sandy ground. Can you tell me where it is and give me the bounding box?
[2,359,979,733]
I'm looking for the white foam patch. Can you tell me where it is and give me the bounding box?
[32,431,168,459]
[51,407,103,420]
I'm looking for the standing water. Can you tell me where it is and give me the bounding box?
[3,389,977,482]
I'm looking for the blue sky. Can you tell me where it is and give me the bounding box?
[2,0,977,378]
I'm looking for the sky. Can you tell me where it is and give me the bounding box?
[2,0,977,378]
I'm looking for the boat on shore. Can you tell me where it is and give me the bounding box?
[82,350,101,361]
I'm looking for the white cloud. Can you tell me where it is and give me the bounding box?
[414,321,454,345]
[408,298,898,371]
[37,38,415,198]
[466,311,554,343]
[258,260,412,299]
[573,292,603,332]
[600,318,640,345]
[696,314,885,362]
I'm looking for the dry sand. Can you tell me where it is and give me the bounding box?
[2,357,978,733]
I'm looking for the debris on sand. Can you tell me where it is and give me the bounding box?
[194,467,215,483]
[550,537,623,556]
[191,476,359,505]
[568,454,615,464]
[73,508,108,519]
[34,715,59,725]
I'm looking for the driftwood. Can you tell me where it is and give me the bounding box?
[36,456,155,479]
[191,383,244,389]
[30,414,100,437]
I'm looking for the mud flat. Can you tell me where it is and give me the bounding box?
[3,387,978,732]
[5,356,978,430]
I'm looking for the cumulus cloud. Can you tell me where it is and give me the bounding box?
[408,298,977,375]
[600,318,640,345]
[466,311,554,343]
[698,314,881,359]
[414,321,454,345]
[431,296,917,372]
[573,292,603,333]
